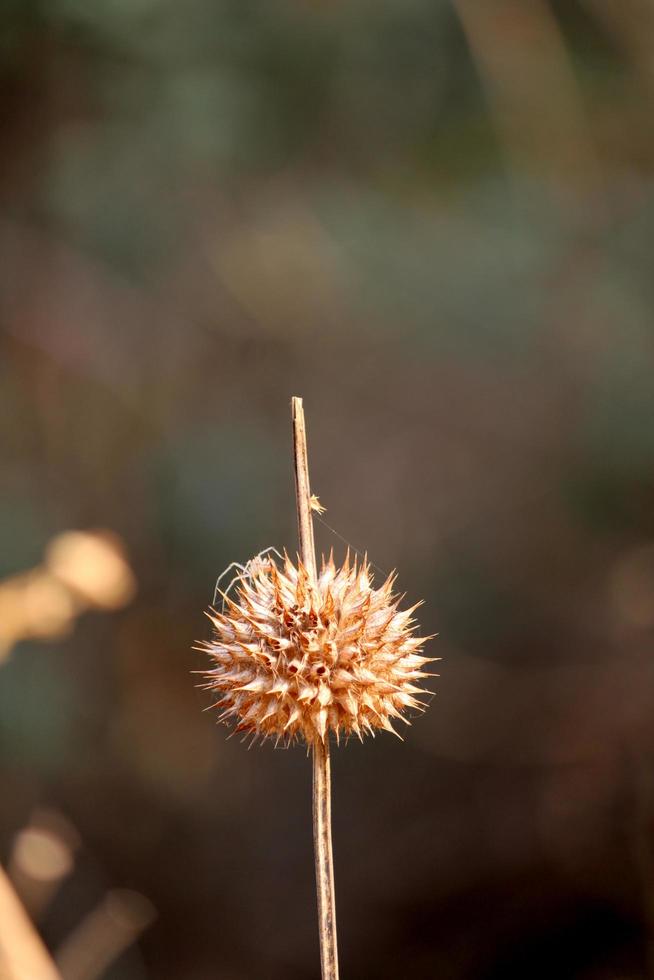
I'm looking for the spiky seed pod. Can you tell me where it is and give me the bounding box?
[197,552,435,745]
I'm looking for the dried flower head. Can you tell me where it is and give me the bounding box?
[197,552,435,745]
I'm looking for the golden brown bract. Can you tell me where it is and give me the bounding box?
[197,552,434,746]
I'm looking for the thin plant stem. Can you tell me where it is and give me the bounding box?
[0,863,61,980]
[291,396,317,581]
[291,396,339,980]
[312,737,339,980]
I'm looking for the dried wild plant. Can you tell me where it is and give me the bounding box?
[199,552,432,745]
[196,397,435,980]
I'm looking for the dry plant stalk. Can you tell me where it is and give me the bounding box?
[292,398,338,980]
[197,396,435,979]
[55,889,156,980]
[0,863,62,980]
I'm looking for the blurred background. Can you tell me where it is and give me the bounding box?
[1,1,654,977]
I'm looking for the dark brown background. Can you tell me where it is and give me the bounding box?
[2,1,654,977]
